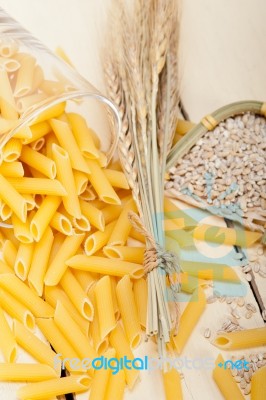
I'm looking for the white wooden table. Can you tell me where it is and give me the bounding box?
[1,1,265,399]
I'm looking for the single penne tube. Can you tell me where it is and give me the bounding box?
[11,213,33,243]
[20,145,56,179]
[193,224,262,247]
[50,211,73,235]
[163,368,183,400]
[0,227,19,247]
[2,239,17,266]
[101,203,123,224]
[0,161,24,177]
[79,186,97,200]
[66,255,144,279]
[79,199,105,231]
[89,348,115,400]
[109,276,120,321]
[52,143,81,218]
[47,232,65,263]
[73,270,98,293]
[172,287,206,353]
[49,118,90,173]
[0,68,18,119]
[98,151,108,167]
[67,112,100,159]
[17,375,91,400]
[213,327,266,350]
[44,232,85,286]
[40,79,65,96]
[44,285,89,337]
[14,54,35,97]
[103,169,129,189]
[72,214,91,232]
[0,57,20,72]
[16,93,47,114]
[213,354,244,400]
[88,288,109,354]
[30,137,46,151]
[104,245,145,263]
[0,363,57,381]
[73,170,88,195]
[7,177,67,196]
[60,269,94,321]
[0,273,54,318]
[133,278,147,330]
[86,159,121,205]
[94,276,116,340]
[13,320,59,373]
[29,102,66,125]
[24,121,51,144]
[13,125,32,140]
[108,198,138,245]
[105,369,125,400]
[84,221,116,256]
[109,323,139,389]
[29,166,46,179]
[54,301,96,362]
[30,196,61,241]
[0,305,17,362]
[116,275,141,348]
[36,318,84,373]
[129,227,146,244]
[28,227,54,296]
[251,365,266,400]
[0,288,35,331]
[2,138,22,162]
[0,200,12,220]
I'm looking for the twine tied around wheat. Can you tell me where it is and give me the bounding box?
[128,211,181,335]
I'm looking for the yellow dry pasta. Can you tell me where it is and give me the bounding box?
[0,305,17,362]
[50,211,72,235]
[0,57,20,72]
[17,375,91,400]
[163,368,183,400]
[73,170,88,195]
[0,200,12,221]
[29,102,66,125]
[0,227,19,247]
[0,363,57,381]
[108,198,138,245]
[0,161,24,177]
[94,275,116,340]
[2,138,22,162]
[89,348,115,400]
[74,269,98,293]
[213,327,266,350]
[0,68,18,119]
[0,260,12,274]
[2,239,17,266]
[30,196,61,241]
[60,269,94,321]
[116,275,141,348]
[109,276,120,321]
[28,227,54,296]
[84,221,116,256]
[101,204,123,224]
[14,54,35,97]
[172,286,206,354]
[213,354,244,400]
[7,177,67,195]
[11,213,32,243]
[52,143,81,218]
[105,369,125,400]
[86,159,121,205]
[24,121,51,144]
[16,93,47,114]
[104,245,145,263]
[0,288,35,331]
[88,288,109,354]
[49,118,90,173]
[20,145,56,179]
[133,278,147,330]
[0,273,54,318]
[13,320,59,371]
[79,199,105,231]
[44,232,85,286]
[67,112,99,159]
[103,169,130,189]
[251,365,266,400]
[30,137,46,151]
[66,255,144,279]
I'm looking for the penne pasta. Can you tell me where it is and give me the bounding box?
[86,159,121,205]
[30,137,46,151]
[0,273,54,318]
[116,275,141,348]
[103,169,129,189]
[52,143,81,218]
[251,365,266,400]
[29,102,66,125]
[11,213,33,243]
[84,221,116,256]
[0,175,27,222]
[7,177,67,196]
[0,161,24,177]
[49,118,90,174]
[94,275,116,340]
[2,239,17,266]
[73,170,88,195]
[0,57,20,72]
[20,145,56,179]
[66,255,144,279]
[109,276,120,321]
[172,287,206,353]
[60,269,94,321]
[28,227,54,296]
[14,54,35,97]
[0,68,18,119]
[74,269,98,293]
[0,200,12,221]
[17,375,91,400]
[104,245,145,263]
[79,199,105,231]
[163,367,183,400]
[133,278,147,330]
[2,138,22,162]
[105,369,125,400]
[89,348,115,400]
[213,354,244,400]
[0,227,19,247]
[88,288,109,354]
[24,121,51,144]
[16,93,47,114]
[50,211,72,235]
[129,228,146,244]
[0,363,57,381]
[30,196,61,241]
[108,198,138,245]
[0,260,13,274]
[44,232,85,286]
[0,306,17,362]
[67,112,99,159]
[213,327,266,350]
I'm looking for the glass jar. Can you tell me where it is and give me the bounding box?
[0,7,120,228]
